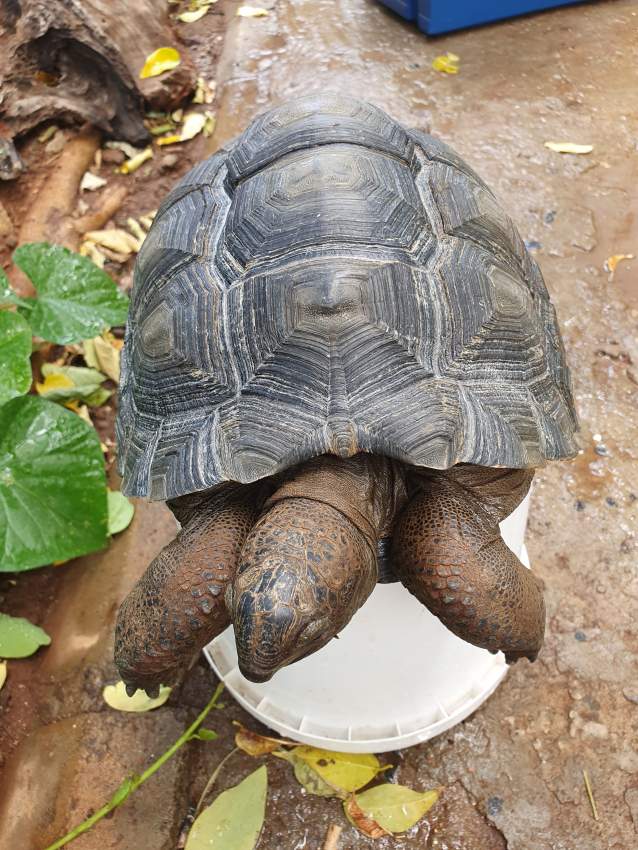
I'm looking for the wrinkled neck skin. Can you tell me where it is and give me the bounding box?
[265,453,409,547]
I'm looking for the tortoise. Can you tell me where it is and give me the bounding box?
[114,94,578,696]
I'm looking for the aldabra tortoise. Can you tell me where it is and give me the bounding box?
[115,94,578,696]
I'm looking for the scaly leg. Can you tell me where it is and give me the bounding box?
[115,483,267,696]
[392,473,544,662]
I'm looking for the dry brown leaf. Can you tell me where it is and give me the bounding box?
[235,727,281,756]
[343,794,390,838]
[80,171,107,192]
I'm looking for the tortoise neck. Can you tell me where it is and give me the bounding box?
[265,454,408,546]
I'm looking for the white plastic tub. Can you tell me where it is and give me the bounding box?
[204,493,531,753]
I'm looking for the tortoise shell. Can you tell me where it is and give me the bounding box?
[117,94,578,500]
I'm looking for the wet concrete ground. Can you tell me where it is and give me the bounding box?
[1,1,637,848]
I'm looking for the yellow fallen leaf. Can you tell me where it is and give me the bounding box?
[178,7,209,22]
[83,333,122,382]
[295,747,390,794]
[544,142,593,154]
[36,372,74,395]
[79,241,107,268]
[84,228,141,254]
[604,253,634,280]
[237,5,269,16]
[203,112,216,137]
[432,52,460,74]
[0,661,7,692]
[139,47,181,79]
[119,147,153,174]
[157,112,208,145]
[348,784,440,834]
[127,217,147,243]
[103,680,171,712]
[156,134,183,146]
[193,77,216,104]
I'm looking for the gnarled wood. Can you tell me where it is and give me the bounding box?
[0,0,196,144]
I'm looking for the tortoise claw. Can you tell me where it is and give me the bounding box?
[124,682,138,698]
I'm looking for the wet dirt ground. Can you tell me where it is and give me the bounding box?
[1,1,637,848]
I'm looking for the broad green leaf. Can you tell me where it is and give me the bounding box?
[0,660,6,691]
[107,490,135,535]
[0,613,51,657]
[103,680,171,712]
[295,746,388,794]
[186,765,267,850]
[13,243,129,344]
[0,311,32,405]
[350,784,440,834]
[0,268,27,308]
[36,364,106,403]
[0,395,108,571]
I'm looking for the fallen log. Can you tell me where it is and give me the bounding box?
[0,0,196,145]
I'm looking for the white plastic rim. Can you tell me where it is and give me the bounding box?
[204,493,531,753]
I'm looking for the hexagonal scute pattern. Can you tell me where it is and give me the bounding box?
[117,94,578,500]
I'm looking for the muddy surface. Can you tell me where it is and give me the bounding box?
[2,1,638,848]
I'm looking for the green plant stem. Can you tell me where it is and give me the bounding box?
[43,682,225,850]
[195,746,239,816]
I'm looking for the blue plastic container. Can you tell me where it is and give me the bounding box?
[379,0,584,34]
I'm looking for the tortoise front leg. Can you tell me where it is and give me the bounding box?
[392,474,545,662]
[115,483,267,696]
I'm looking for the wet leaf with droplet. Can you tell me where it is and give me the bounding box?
[0,395,108,571]
[0,310,32,405]
[13,243,129,345]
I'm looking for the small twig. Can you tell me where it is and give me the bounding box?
[322,823,343,850]
[583,769,599,821]
[195,746,239,816]
[42,683,225,850]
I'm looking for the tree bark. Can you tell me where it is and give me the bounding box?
[0,0,196,144]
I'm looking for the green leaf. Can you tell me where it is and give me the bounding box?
[0,612,51,657]
[107,489,135,535]
[108,777,135,807]
[103,680,172,712]
[0,395,108,571]
[186,765,267,850]
[192,728,218,741]
[13,243,129,344]
[37,364,106,402]
[295,747,388,794]
[351,784,440,833]
[274,748,340,797]
[0,268,27,308]
[84,386,112,407]
[0,311,32,405]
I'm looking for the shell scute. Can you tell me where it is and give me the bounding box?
[117,95,578,499]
